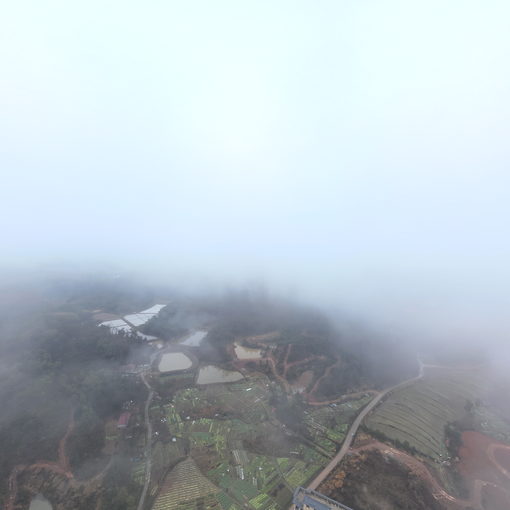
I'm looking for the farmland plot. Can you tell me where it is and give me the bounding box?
[304,397,370,453]
[152,374,337,510]
[152,457,219,510]
[365,369,486,460]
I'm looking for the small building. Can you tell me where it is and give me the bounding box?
[117,412,131,429]
[293,488,354,510]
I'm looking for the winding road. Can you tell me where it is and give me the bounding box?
[4,407,114,510]
[304,360,510,510]
[351,440,509,510]
[307,359,425,491]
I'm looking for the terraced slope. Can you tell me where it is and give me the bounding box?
[153,457,219,510]
[365,368,486,460]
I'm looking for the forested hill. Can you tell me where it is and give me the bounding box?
[0,279,418,508]
[144,288,418,390]
[0,291,147,507]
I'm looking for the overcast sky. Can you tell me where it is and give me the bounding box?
[1,1,510,344]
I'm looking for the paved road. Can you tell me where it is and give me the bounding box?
[307,360,425,491]
[137,372,155,510]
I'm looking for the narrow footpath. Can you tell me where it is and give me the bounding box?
[137,371,155,510]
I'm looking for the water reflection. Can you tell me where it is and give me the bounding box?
[158,352,193,372]
[29,494,53,510]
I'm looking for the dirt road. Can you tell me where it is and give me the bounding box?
[354,441,468,508]
[352,441,506,510]
[307,360,425,491]
[5,410,75,510]
[308,361,510,510]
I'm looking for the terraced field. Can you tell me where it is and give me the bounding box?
[365,368,486,460]
[207,452,283,509]
[132,460,146,486]
[152,458,220,510]
[146,372,363,510]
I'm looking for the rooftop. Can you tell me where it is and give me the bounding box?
[293,488,354,510]
[117,412,131,428]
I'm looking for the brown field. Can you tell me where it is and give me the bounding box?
[292,370,313,392]
[459,432,506,486]
[318,448,446,510]
[459,432,501,486]
[458,430,510,507]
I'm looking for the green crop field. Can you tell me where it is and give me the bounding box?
[132,460,146,485]
[303,396,370,454]
[148,371,355,510]
[152,441,183,477]
[153,458,220,510]
[365,368,486,460]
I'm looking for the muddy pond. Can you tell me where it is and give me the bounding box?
[234,342,262,359]
[29,495,53,510]
[196,365,243,384]
[158,352,193,372]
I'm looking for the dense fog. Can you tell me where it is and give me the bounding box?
[1,1,510,358]
[2,4,510,509]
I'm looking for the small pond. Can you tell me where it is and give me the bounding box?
[30,494,53,510]
[196,365,243,385]
[180,330,208,347]
[159,352,193,372]
[234,342,262,359]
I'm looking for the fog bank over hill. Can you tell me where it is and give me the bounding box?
[1,1,510,362]
[0,265,507,371]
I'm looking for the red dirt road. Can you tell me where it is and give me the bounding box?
[335,432,510,510]
[349,441,469,509]
[6,410,75,510]
[5,408,111,510]
[58,409,75,473]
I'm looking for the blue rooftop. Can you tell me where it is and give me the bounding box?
[293,487,354,510]
[302,495,331,510]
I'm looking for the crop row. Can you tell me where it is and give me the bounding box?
[365,371,486,459]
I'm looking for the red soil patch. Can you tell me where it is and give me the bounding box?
[459,432,508,487]
[481,484,510,510]
[494,447,510,473]
[292,370,313,392]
